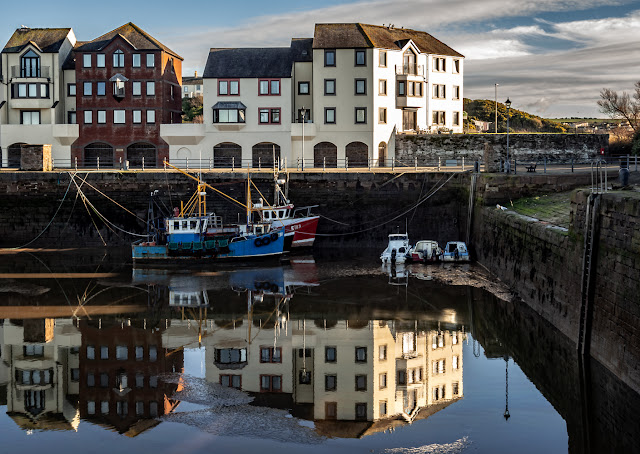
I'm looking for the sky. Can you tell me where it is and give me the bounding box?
[2,0,639,118]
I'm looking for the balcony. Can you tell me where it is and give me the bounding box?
[160,123,206,146]
[395,64,424,77]
[11,65,51,79]
[52,124,79,146]
[396,95,424,109]
[291,120,316,138]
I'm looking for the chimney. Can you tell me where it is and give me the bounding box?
[195,70,198,78]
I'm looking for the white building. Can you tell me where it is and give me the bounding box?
[182,71,203,98]
[162,22,464,169]
[0,27,79,167]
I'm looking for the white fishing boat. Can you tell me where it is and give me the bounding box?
[408,240,442,263]
[380,233,410,264]
[441,241,470,262]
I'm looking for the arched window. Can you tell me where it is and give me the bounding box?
[127,142,156,168]
[346,142,368,167]
[403,48,417,75]
[113,50,124,68]
[7,143,25,168]
[84,142,114,167]
[252,143,280,168]
[378,142,387,167]
[213,142,241,168]
[21,50,40,77]
[313,142,337,168]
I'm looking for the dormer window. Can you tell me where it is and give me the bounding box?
[403,49,417,75]
[113,50,124,68]
[21,50,40,77]
[110,73,128,99]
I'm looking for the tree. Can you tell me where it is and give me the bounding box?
[598,81,640,134]
[182,95,203,123]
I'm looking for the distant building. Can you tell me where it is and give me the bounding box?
[472,120,491,132]
[182,71,203,98]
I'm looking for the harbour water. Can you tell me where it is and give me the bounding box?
[0,249,637,453]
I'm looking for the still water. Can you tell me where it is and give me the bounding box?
[0,250,636,453]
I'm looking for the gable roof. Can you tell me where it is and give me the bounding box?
[203,48,293,79]
[2,28,72,53]
[290,38,313,62]
[75,22,182,60]
[61,41,88,70]
[313,23,464,58]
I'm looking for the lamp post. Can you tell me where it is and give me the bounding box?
[301,106,306,171]
[504,355,510,421]
[505,98,511,173]
[494,83,499,134]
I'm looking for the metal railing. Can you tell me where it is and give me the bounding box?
[11,66,50,79]
[395,64,424,76]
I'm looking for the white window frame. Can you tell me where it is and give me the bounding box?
[147,110,156,124]
[113,110,125,124]
[146,81,155,96]
[83,54,91,68]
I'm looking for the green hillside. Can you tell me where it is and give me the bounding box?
[464,99,566,133]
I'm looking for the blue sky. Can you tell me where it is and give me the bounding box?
[2,0,639,118]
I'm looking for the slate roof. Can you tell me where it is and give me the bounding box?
[290,38,313,62]
[313,23,463,57]
[61,41,88,70]
[203,48,293,79]
[75,22,182,60]
[2,28,72,53]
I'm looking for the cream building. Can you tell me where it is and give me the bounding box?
[0,27,79,167]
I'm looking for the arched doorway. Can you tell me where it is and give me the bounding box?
[7,143,25,168]
[313,142,337,168]
[84,142,114,167]
[252,142,280,168]
[378,142,387,167]
[346,141,368,167]
[127,143,157,168]
[213,142,242,168]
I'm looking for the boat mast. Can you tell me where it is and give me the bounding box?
[246,172,251,226]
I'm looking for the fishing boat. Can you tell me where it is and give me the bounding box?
[132,164,285,265]
[380,233,410,264]
[441,241,470,262]
[408,240,443,263]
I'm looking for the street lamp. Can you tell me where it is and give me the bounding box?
[505,98,511,173]
[494,83,499,134]
[504,355,510,421]
[300,106,306,171]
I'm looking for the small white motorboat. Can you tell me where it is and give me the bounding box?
[408,240,442,263]
[380,233,410,264]
[442,241,470,262]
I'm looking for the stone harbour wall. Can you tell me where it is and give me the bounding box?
[396,133,609,164]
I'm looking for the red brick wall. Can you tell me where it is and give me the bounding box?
[71,36,182,167]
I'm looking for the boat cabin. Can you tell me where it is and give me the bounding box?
[167,216,209,242]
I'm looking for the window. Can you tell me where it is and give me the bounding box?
[100,373,108,387]
[215,348,247,364]
[324,107,336,124]
[453,382,460,396]
[149,376,158,388]
[433,84,446,99]
[68,111,76,124]
[325,374,337,391]
[260,375,282,392]
[379,50,387,67]
[136,401,144,416]
[324,79,336,95]
[213,107,246,123]
[260,346,282,363]
[408,81,423,97]
[114,110,125,124]
[184,86,189,93]
[355,78,366,95]
[97,110,106,124]
[218,79,239,95]
[150,401,158,417]
[434,57,446,72]
[453,85,460,100]
[87,373,95,387]
[135,374,144,388]
[379,107,387,124]
[379,373,387,389]
[149,345,157,361]
[433,385,445,401]
[132,81,141,96]
[355,346,367,362]
[133,110,142,124]
[87,401,96,415]
[326,402,337,419]
[84,110,92,124]
[355,374,367,391]
[453,59,460,73]
[298,81,310,95]
[116,401,128,417]
[146,53,155,67]
[298,349,312,358]
[453,112,460,126]
[220,374,242,389]
[17,83,27,97]
[113,50,124,68]
[24,345,44,356]
[258,79,280,95]
[380,400,387,416]
[258,108,281,124]
[398,81,406,96]
[379,345,387,360]
[101,401,109,415]
[97,82,106,96]
[83,54,91,68]
[324,49,336,67]
[87,346,95,359]
[433,111,445,125]
[28,84,37,97]
[147,82,155,96]
[453,355,459,370]
[21,50,40,77]
[116,345,128,360]
[299,370,312,384]
[69,368,79,381]
[355,403,367,420]
[83,82,92,96]
[147,110,156,124]
[355,107,367,124]
[398,370,406,385]
[95,53,105,68]
[379,79,387,95]
[325,346,337,363]
[355,49,366,66]
[67,83,76,96]
[133,54,141,68]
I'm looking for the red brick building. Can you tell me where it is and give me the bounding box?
[69,23,182,168]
